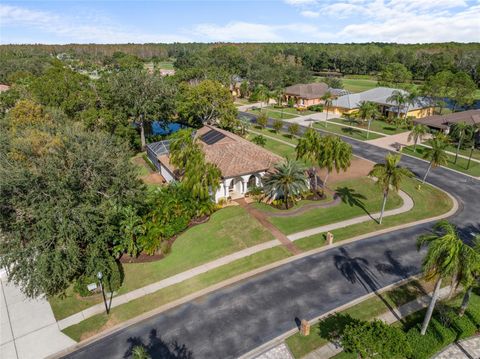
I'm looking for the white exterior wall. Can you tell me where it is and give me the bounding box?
[160,163,175,183]
[214,171,266,203]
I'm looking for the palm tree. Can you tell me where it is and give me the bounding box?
[357,101,380,140]
[321,91,333,128]
[408,124,429,151]
[169,129,199,175]
[262,158,308,209]
[296,128,322,193]
[450,122,473,164]
[256,85,270,110]
[421,135,449,184]
[458,235,480,316]
[403,88,419,119]
[369,153,413,224]
[132,346,151,359]
[318,135,352,189]
[387,90,407,118]
[416,220,465,335]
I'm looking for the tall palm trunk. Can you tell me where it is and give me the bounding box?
[325,107,329,128]
[379,190,388,224]
[140,120,146,150]
[459,286,473,317]
[366,119,372,140]
[448,272,458,299]
[454,135,463,164]
[312,167,318,192]
[323,170,330,189]
[414,136,418,151]
[422,161,433,184]
[421,277,442,335]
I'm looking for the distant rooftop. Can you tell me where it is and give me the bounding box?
[284,83,329,99]
[414,109,480,130]
[331,87,432,112]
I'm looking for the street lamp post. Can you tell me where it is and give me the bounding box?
[97,271,109,314]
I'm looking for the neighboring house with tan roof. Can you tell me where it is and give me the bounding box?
[284,82,329,107]
[0,84,11,92]
[414,110,480,143]
[146,125,282,202]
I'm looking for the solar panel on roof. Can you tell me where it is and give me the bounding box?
[201,130,225,145]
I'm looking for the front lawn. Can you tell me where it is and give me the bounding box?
[62,246,292,342]
[248,127,299,145]
[245,133,297,159]
[402,145,480,177]
[294,177,453,251]
[328,118,408,136]
[50,206,275,320]
[268,177,403,235]
[248,108,298,120]
[314,122,385,141]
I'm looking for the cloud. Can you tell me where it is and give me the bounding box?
[284,0,317,5]
[192,21,321,42]
[0,4,190,44]
[300,10,320,18]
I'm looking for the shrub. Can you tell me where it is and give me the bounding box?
[288,123,299,137]
[309,104,324,112]
[256,113,268,129]
[142,153,157,171]
[73,275,97,297]
[272,119,283,133]
[252,135,267,147]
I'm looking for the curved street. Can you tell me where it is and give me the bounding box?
[64,119,480,359]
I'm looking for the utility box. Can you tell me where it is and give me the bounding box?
[300,319,310,336]
[326,232,334,245]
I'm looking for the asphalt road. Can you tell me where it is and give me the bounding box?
[65,116,480,359]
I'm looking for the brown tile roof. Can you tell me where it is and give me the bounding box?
[284,83,329,99]
[414,109,480,130]
[0,84,10,92]
[195,125,282,178]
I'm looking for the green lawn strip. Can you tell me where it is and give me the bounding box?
[251,194,332,214]
[313,122,385,141]
[156,61,174,70]
[440,143,480,161]
[265,105,317,116]
[342,78,378,93]
[50,206,275,320]
[62,246,292,342]
[295,177,452,251]
[285,278,436,358]
[245,133,297,159]
[130,152,150,177]
[268,177,403,235]
[248,108,297,120]
[328,118,408,136]
[248,127,299,145]
[402,146,480,177]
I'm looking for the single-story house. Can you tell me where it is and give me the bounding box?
[284,83,330,107]
[0,84,10,92]
[146,125,282,202]
[330,87,434,118]
[414,110,480,142]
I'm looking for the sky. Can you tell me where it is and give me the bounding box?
[0,0,479,44]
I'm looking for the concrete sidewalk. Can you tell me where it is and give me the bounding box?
[56,186,415,331]
[434,335,480,359]
[1,273,75,359]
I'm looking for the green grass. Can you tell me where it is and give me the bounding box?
[251,195,332,214]
[295,177,452,251]
[442,143,480,161]
[402,146,480,177]
[248,127,299,144]
[245,133,297,159]
[266,105,317,116]
[313,122,384,141]
[130,153,150,177]
[285,278,435,358]
[50,206,274,320]
[329,118,408,136]
[156,61,174,70]
[268,177,403,235]
[62,246,292,342]
[248,108,297,120]
[342,78,378,93]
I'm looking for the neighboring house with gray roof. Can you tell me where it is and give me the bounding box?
[330,87,434,118]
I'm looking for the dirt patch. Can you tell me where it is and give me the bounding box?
[316,156,374,185]
[141,172,166,185]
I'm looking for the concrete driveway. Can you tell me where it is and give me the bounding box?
[1,273,75,359]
